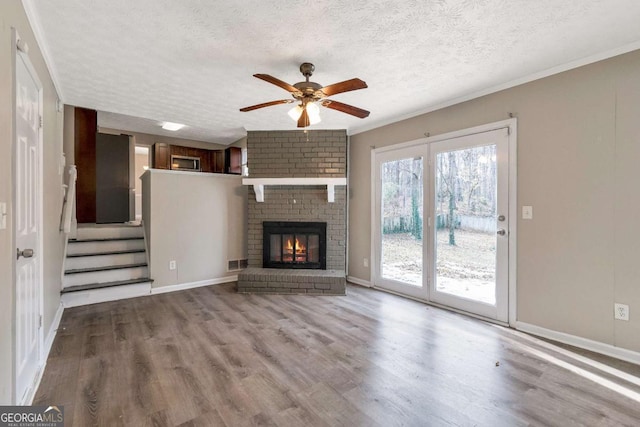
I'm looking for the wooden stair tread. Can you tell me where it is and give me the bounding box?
[61,278,153,294]
[68,237,144,243]
[65,263,147,275]
[66,249,146,258]
[77,223,141,227]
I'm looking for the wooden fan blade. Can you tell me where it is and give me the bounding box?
[239,99,293,112]
[320,78,368,97]
[297,108,310,128]
[254,74,301,94]
[321,100,370,118]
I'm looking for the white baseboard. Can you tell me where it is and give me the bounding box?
[150,275,238,295]
[22,303,65,405]
[43,303,64,359]
[346,276,372,288]
[516,321,640,366]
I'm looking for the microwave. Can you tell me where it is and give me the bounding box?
[171,155,201,171]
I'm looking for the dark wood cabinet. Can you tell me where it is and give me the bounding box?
[212,150,225,173]
[225,147,242,175]
[151,143,242,175]
[152,143,170,169]
[200,150,213,173]
[74,107,98,223]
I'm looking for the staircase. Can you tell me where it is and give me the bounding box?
[61,224,153,307]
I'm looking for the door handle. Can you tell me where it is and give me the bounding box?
[496,229,506,236]
[17,248,34,259]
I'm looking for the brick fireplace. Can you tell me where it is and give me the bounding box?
[237,130,347,295]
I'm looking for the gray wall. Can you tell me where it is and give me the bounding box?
[0,0,66,403]
[142,170,247,288]
[246,130,347,270]
[349,49,640,353]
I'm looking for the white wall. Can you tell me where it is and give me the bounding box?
[349,49,640,354]
[142,170,247,288]
[134,149,148,219]
[0,0,66,403]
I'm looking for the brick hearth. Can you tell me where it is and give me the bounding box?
[237,268,346,295]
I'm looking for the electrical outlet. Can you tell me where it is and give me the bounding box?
[363,258,369,267]
[614,303,629,321]
[169,260,177,270]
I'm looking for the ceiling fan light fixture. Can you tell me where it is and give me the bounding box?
[288,105,303,121]
[306,102,321,125]
[288,103,321,125]
[240,63,369,125]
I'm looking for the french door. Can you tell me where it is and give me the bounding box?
[373,125,513,322]
[373,145,427,299]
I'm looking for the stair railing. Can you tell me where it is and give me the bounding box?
[61,165,77,234]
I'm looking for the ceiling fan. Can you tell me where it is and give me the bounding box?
[239,62,370,128]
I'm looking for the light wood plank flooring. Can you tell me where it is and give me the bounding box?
[34,283,640,426]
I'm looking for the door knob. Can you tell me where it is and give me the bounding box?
[496,229,506,236]
[17,248,34,259]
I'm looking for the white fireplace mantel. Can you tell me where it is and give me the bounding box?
[242,177,347,203]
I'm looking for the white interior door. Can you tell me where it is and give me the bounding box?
[429,128,510,322]
[14,39,43,404]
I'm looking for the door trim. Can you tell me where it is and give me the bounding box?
[370,118,517,326]
[12,28,45,404]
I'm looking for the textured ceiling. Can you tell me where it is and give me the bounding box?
[25,0,640,145]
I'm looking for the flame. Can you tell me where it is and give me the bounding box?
[285,237,306,254]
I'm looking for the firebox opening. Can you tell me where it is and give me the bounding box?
[263,222,326,269]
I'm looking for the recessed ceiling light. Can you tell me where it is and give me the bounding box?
[162,122,185,131]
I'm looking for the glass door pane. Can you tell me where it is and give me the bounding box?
[380,156,424,287]
[434,144,497,304]
[429,126,509,322]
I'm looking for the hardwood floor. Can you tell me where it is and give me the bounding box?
[35,283,640,426]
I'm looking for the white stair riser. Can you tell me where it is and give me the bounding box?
[61,282,152,308]
[76,226,143,240]
[63,266,148,288]
[67,239,145,255]
[65,252,147,270]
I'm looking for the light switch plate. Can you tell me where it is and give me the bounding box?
[522,205,533,220]
[0,202,6,230]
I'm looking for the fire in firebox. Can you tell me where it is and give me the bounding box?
[263,222,326,270]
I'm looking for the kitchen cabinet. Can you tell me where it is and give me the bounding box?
[152,143,171,169]
[212,150,225,173]
[225,147,242,175]
[152,143,234,175]
[200,151,213,173]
